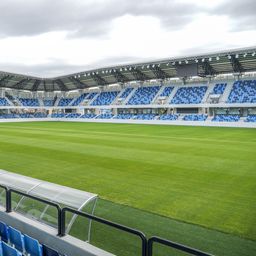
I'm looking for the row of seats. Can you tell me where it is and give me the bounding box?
[183,114,208,121]
[19,98,40,107]
[212,83,227,94]
[212,114,240,122]
[228,80,256,103]
[0,98,10,106]
[127,86,160,105]
[1,113,256,122]
[245,115,256,122]
[0,113,47,119]
[43,100,54,106]
[91,91,119,106]
[58,98,73,107]
[2,80,256,107]
[160,86,173,97]
[0,221,61,256]
[171,86,207,104]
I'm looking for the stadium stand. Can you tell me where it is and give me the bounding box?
[114,113,134,119]
[212,115,240,122]
[43,99,54,106]
[80,113,97,119]
[228,80,256,103]
[159,86,174,97]
[119,88,133,99]
[183,114,208,121]
[19,98,39,107]
[58,98,73,106]
[0,221,61,256]
[0,98,10,106]
[65,113,81,118]
[134,114,156,120]
[91,91,119,106]
[159,114,179,121]
[51,113,66,118]
[212,83,227,94]
[245,115,256,122]
[71,93,88,106]
[127,86,160,105]
[96,114,114,119]
[171,86,207,104]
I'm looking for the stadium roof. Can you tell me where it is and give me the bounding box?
[0,46,256,92]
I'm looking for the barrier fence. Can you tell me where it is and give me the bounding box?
[0,185,213,256]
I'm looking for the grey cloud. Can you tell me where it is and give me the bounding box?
[0,0,201,38]
[0,55,151,77]
[215,0,256,31]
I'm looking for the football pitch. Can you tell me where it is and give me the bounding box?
[0,122,255,256]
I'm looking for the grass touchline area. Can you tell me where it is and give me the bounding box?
[0,121,255,256]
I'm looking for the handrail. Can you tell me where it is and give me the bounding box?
[0,185,215,256]
[0,184,8,210]
[148,236,213,256]
[8,189,62,236]
[61,207,148,256]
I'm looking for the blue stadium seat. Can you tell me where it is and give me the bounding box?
[0,98,10,106]
[127,86,160,105]
[183,114,207,121]
[114,114,134,119]
[80,113,96,119]
[159,114,179,121]
[212,115,240,122]
[1,241,22,256]
[58,98,73,106]
[133,114,156,120]
[51,113,65,118]
[160,86,173,97]
[8,226,24,252]
[212,83,227,94]
[0,222,9,243]
[171,86,207,104]
[24,234,42,256]
[42,244,60,256]
[228,80,256,103]
[245,115,256,122]
[43,100,54,106]
[96,114,114,119]
[91,91,119,106]
[71,93,89,106]
[119,88,133,99]
[65,113,81,118]
[19,98,39,107]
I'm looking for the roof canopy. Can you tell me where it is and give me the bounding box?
[0,46,256,92]
[0,169,97,210]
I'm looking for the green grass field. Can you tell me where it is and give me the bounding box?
[0,122,255,256]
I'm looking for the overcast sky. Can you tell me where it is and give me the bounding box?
[0,0,255,77]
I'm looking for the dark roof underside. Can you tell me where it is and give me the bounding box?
[0,47,255,92]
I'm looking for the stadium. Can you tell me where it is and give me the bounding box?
[0,1,256,256]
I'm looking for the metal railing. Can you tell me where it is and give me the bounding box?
[148,236,213,256]
[61,207,147,256]
[0,184,213,256]
[7,188,62,236]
